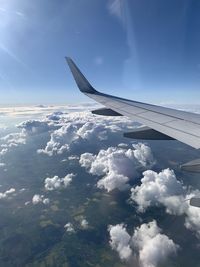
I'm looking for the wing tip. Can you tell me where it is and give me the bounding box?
[65,57,97,94]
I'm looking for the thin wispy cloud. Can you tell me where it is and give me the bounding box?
[107,0,140,89]
[108,0,125,24]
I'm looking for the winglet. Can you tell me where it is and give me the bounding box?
[65,57,97,94]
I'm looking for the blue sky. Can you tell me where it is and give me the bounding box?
[0,0,200,105]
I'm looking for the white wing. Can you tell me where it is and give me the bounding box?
[66,57,200,149]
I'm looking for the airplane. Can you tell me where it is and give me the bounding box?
[66,57,200,176]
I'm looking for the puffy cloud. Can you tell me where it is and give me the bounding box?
[43,198,50,205]
[132,143,155,167]
[0,188,16,199]
[0,117,55,156]
[0,119,54,155]
[1,132,26,154]
[130,169,200,237]
[132,220,179,267]
[80,219,89,229]
[108,220,178,266]
[37,111,138,156]
[38,123,79,156]
[108,224,132,261]
[44,173,75,191]
[32,194,49,205]
[1,110,141,157]
[184,194,200,236]
[46,111,64,121]
[131,169,184,213]
[64,222,75,233]
[80,144,155,192]
[17,120,53,135]
[97,172,130,192]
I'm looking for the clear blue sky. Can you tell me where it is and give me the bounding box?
[0,0,200,105]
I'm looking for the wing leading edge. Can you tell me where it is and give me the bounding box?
[66,57,200,149]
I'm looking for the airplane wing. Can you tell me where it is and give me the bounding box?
[66,57,200,149]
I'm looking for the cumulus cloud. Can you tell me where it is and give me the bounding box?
[80,219,89,229]
[0,117,57,156]
[80,144,155,192]
[108,220,178,266]
[0,188,16,199]
[97,172,130,192]
[130,169,200,237]
[44,173,75,191]
[131,169,184,213]
[108,223,132,261]
[32,194,49,205]
[38,123,79,156]
[0,114,63,155]
[1,111,139,169]
[17,120,53,135]
[132,220,179,267]
[64,222,75,233]
[37,111,138,156]
[0,110,142,158]
[1,132,26,154]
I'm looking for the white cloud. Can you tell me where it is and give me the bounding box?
[1,132,26,154]
[0,187,15,199]
[2,110,110,156]
[32,194,49,205]
[130,169,200,237]
[108,220,178,266]
[80,219,89,229]
[132,143,155,167]
[37,111,138,156]
[38,123,79,156]
[0,104,97,117]
[108,223,132,261]
[68,155,79,161]
[43,198,50,205]
[108,0,125,22]
[17,119,53,135]
[0,118,55,155]
[80,144,154,192]
[132,220,179,267]
[97,172,130,192]
[130,169,184,213]
[44,173,75,191]
[64,222,75,233]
